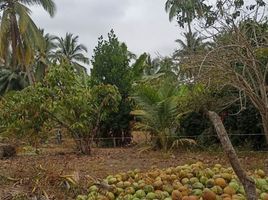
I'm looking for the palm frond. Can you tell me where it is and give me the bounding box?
[20,0,56,17]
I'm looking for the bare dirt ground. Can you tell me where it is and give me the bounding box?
[0,144,267,200]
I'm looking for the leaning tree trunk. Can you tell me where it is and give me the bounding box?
[208,111,257,200]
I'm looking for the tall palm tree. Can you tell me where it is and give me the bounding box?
[34,30,56,80]
[0,0,56,84]
[53,33,89,73]
[174,32,204,57]
[165,0,211,61]
[165,0,206,35]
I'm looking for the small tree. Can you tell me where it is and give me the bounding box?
[176,1,267,198]
[0,64,121,154]
[194,20,268,144]
[131,77,202,152]
[91,30,134,144]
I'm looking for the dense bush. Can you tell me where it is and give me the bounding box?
[179,106,266,150]
[0,64,121,154]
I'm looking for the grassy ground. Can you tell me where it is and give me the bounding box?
[0,142,267,200]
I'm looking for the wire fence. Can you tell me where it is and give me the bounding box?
[52,133,268,151]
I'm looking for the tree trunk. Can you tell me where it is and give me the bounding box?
[207,111,257,200]
[78,138,91,155]
[25,67,34,85]
[10,11,18,70]
[10,7,35,85]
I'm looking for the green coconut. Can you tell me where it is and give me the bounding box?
[164,198,172,200]
[162,191,170,198]
[132,182,139,190]
[123,194,133,199]
[146,192,157,199]
[211,186,223,195]
[115,187,124,195]
[106,192,115,200]
[144,185,154,193]
[232,194,246,200]
[260,193,268,200]
[228,181,240,192]
[135,189,146,198]
[116,181,124,188]
[238,186,245,195]
[256,178,267,189]
[108,177,117,184]
[206,179,215,188]
[190,177,199,184]
[163,184,174,194]
[191,189,203,196]
[200,176,208,185]
[76,195,87,200]
[192,182,204,190]
[123,181,131,188]
[182,178,190,185]
[262,185,268,193]
[89,185,98,192]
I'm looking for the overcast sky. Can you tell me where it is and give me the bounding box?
[31,0,181,59]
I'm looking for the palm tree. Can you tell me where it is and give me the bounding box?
[0,0,56,84]
[34,30,56,80]
[165,0,206,36]
[131,79,192,152]
[53,33,89,73]
[174,32,204,57]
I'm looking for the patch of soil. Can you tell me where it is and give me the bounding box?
[0,146,267,200]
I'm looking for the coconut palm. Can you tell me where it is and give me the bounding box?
[165,0,206,35]
[174,32,204,57]
[53,33,89,73]
[0,0,56,84]
[34,30,56,80]
[131,79,193,152]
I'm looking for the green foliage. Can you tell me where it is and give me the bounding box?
[165,0,267,34]
[165,0,210,26]
[179,89,267,150]
[0,64,121,154]
[174,32,211,59]
[91,29,133,96]
[0,0,56,69]
[0,84,50,146]
[180,112,208,137]
[0,68,28,95]
[90,30,135,145]
[132,77,205,151]
[53,33,89,73]
[34,30,57,81]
